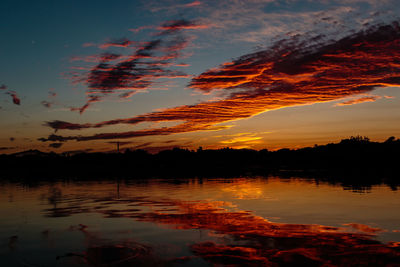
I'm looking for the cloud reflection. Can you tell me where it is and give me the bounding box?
[40,191,400,266]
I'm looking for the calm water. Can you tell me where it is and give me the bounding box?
[1,177,400,266]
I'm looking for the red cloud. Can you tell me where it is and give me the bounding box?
[42,21,400,142]
[98,39,135,49]
[158,20,210,34]
[67,20,195,113]
[6,91,21,105]
[184,1,201,7]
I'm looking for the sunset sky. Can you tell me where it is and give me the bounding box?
[1,0,400,153]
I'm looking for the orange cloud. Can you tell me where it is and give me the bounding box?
[343,223,383,233]
[335,95,382,106]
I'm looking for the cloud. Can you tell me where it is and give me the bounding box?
[69,55,102,62]
[6,91,21,105]
[175,63,190,67]
[68,20,196,113]
[49,143,63,148]
[148,0,204,13]
[158,20,210,34]
[335,95,382,106]
[42,20,400,142]
[190,22,400,93]
[43,121,92,131]
[70,95,102,114]
[98,38,135,49]
[189,0,400,46]
[343,223,383,233]
[220,136,263,145]
[129,25,155,33]
[184,1,202,7]
[384,95,396,99]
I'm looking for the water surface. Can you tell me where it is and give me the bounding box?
[1,177,400,266]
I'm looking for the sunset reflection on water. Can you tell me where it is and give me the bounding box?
[1,177,400,266]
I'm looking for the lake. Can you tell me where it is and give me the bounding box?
[1,177,400,266]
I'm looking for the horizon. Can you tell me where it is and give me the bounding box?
[2,134,398,155]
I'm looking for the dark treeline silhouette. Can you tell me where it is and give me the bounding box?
[1,136,399,187]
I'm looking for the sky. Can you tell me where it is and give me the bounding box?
[1,0,400,153]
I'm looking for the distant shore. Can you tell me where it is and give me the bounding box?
[1,136,399,188]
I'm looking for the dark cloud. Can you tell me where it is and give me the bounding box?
[38,134,74,142]
[6,91,20,105]
[44,122,92,132]
[49,143,63,148]
[43,20,400,142]
[68,20,196,113]
[158,19,210,35]
[70,95,101,114]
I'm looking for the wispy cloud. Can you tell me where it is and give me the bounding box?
[184,1,202,7]
[128,25,155,33]
[148,0,205,12]
[335,95,382,106]
[67,20,202,113]
[158,19,210,34]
